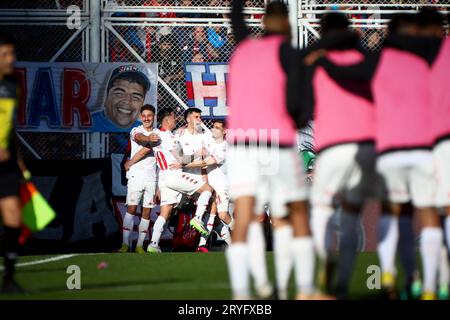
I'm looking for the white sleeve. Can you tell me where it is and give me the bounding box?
[211,143,226,165]
[202,133,215,153]
[130,127,141,142]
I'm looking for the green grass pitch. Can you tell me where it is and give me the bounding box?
[0,252,401,299]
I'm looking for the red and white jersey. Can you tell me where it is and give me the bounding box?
[206,138,229,193]
[129,125,157,181]
[152,128,179,172]
[176,129,211,175]
[207,139,227,168]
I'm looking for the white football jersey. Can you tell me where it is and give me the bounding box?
[208,140,227,167]
[152,128,180,171]
[176,129,211,175]
[128,125,157,181]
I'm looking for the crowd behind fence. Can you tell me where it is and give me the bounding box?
[0,0,448,159]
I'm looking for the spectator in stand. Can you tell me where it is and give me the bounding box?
[152,35,183,83]
[192,52,205,62]
[142,0,178,61]
[205,42,220,62]
[143,0,177,18]
[108,1,145,61]
[178,26,209,62]
[172,0,202,62]
[203,0,229,19]
[366,29,384,51]
[207,26,228,49]
[177,0,201,18]
[245,0,264,20]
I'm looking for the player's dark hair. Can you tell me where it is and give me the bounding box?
[388,13,417,35]
[320,12,350,35]
[140,104,155,114]
[213,119,225,128]
[0,32,15,46]
[265,1,288,18]
[157,107,174,124]
[417,7,444,29]
[184,107,202,121]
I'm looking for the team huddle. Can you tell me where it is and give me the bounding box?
[118,1,450,301]
[119,105,234,254]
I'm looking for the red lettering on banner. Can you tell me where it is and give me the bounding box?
[13,68,27,126]
[63,68,92,127]
[186,81,194,100]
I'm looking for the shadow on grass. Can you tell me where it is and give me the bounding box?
[16,266,68,274]
[0,277,190,298]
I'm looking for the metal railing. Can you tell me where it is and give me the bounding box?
[1,0,449,159]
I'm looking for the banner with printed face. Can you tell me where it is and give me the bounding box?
[14,62,158,132]
[185,62,228,119]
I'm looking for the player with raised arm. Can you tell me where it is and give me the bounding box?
[310,9,445,300]
[225,0,314,300]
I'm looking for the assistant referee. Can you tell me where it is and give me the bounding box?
[0,33,25,294]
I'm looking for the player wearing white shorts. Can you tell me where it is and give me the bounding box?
[182,119,234,252]
[225,0,314,301]
[176,108,215,252]
[374,12,444,300]
[118,105,159,253]
[308,11,447,299]
[141,108,214,253]
[430,14,450,300]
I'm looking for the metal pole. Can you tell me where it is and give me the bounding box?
[16,132,42,160]
[288,0,299,48]
[89,0,101,62]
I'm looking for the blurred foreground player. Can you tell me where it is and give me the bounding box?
[302,13,381,299]
[225,0,314,300]
[314,10,445,299]
[431,13,450,243]
[0,33,25,294]
[428,11,450,300]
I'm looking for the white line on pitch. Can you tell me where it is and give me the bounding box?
[0,254,79,271]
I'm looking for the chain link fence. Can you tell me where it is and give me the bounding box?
[104,0,266,9]
[305,0,448,6]
[2,1,449,159]
[0,23,86,62]
[300,1,450,51]
[0,0,86,10]
[105,18,263,131]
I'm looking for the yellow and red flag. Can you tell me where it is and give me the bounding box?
[19,181,56,244]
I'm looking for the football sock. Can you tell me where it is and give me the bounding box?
[226,242,250,299]
[122,212,135,246]
[377,215,399,275]
[195,191,212,220]
[292,236,315,296]
[273,225,293,300]
[150,215,166,247]
[248,221,270,292]
[136,218,150,248]
[421,227,443,294]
